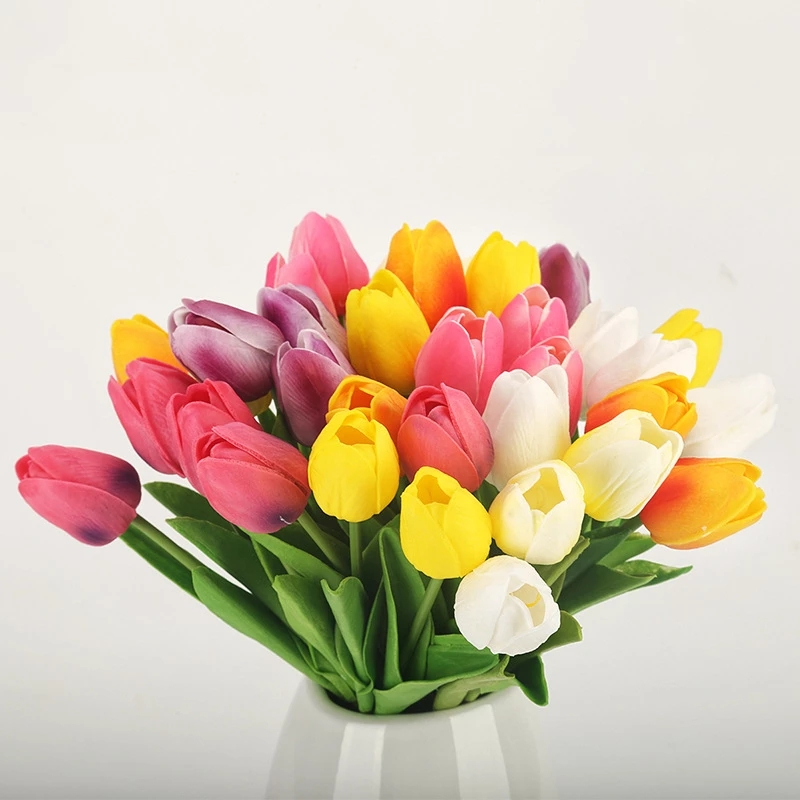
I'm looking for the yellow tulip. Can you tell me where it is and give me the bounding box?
[308,410,400,522]
[655,309,722,388]
[345,270,430,395]
[400,466,491,579]
[465,232,540,318]
[326,375,407,441]
[111,314,188,383]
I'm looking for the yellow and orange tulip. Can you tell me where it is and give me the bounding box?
[111,314,188,383]
[655,309,722,388]
[326,375,407,441]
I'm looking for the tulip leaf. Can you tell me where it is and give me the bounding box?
[563,531,631,587]
[549,571,566,601]
[509,655,549,706]
[334,625,362,688]
[598,533,656,568]
[191,566,319,683]
[531,611,582,656]
[584,515,643,540]
[535,536,590,587]
[425,634,499,681]
[166,517,280,614]
[322,577,369,683]
[615,559,692,586]
[362,581,387,685]
[250,528,344,590]
[144,482,234,530]
[360,532,384,600]
[558,564,655,614]
[373,678,452,715]
[120,527,198,599]
[433,657,516,711]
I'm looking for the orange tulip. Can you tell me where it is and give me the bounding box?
[326,375,407,441]
[640,457,766,549]
[385,221,467,328]
[585,373,697,438]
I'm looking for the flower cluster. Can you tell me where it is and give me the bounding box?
[16,213,775,714]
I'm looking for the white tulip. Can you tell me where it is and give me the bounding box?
[563,409,683,521]
[454,556,561,656]
[489,460,585,565]
[483,366,571,489]
[683,373,777,458]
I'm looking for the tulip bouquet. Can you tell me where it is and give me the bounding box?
[16,214,776,715]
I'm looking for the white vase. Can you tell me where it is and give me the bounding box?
[265,679,556,799]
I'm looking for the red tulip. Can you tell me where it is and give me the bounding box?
[17,446,141,546]
[194,422,310,533]
[108,358,197,475]
[397,384,494,491]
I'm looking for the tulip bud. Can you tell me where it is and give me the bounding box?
[585,372,697,439]
[16,446,141,546]
[400,466,491,579]
[538,244,591,327]
[194,422,311,534]
[288,212,369,316]
[169,299,283,403]
[489,460,585,565]
[110,314,188,384]
[683,374,777,458]
[655,309,722,388]
[640,457,766,549]
[414,307,504,413]
[326,375,407,441]
[108,358,196,475]
[308,410,400,522]
[454,556,561,656]
[385,220,467,328]
[563,409,683,521]
[346,270,430,395]
[482,367,571,489]
[265,252,337,317]
[499,286,569,368]
[465,232,540,318]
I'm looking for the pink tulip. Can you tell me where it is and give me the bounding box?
[414,308,504,413]
[288,212,369,315]
[538,244,591,326]
[167,380,261,489]
[194,422,310,534]
[17,446,141,546]
[265,252,337,317]
[108,358,197,475]
[499,286,570,368]
[397,384,494,492]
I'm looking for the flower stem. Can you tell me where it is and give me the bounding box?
[349,521,362,578]
[298,511,348,573]
[402,577,443,671]
[128,515,204,572]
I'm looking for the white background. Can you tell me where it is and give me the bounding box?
[2,2,798,798]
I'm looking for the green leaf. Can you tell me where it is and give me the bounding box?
[532,611,582,656]
[510,655,548,706]
[433,657,515,710]
[166,517,278,612]
[598,532,656,567]
[120,527,198,598]
[563,531,631,587]
[535,536,590,586]
[549,571,566,601]
[425,634,499,681]
[584,515,643,540]
[558,564,655,614]
[362,581,387,685]
[616,559,692,586]
[322,577,370,682]
[144,482,233,529]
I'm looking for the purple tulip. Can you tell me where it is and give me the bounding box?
[17,446,141,546]
[169,299,284,402]
[272,329,355,446]
[538,245,591,327]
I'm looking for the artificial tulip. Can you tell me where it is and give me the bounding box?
[265,252,337,317]
[346,270,430,395]
[454,555,561,656]
[326,375,407,441]
[640,457,766,549]
[499,285,569,367]
[655,309,722,388]
[308,410,400,522]
[465,232,540,318]
[397,384,493,492]
[194,422,310,534]
[288,212,369,315]
[108,358,196,475]
[563,409,683,521]
[414,307,503,413]
[271,330,355,446]
[489,460,585,565]
[17,446,140,546]
[538,244,591,326]
[683,374,777,458]
[385,220,467,328]
[111,314,188,383]
[585,373,697,438]
[399,466,491,579]
[482,367,571,489]
[169,299,283,402]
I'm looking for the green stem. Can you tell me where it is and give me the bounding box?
[349,521,362,578]
[298,511,348,573]
[402,578,443,670]
[128,515,204,572]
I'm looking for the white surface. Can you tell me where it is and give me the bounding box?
[1,2,798,798]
